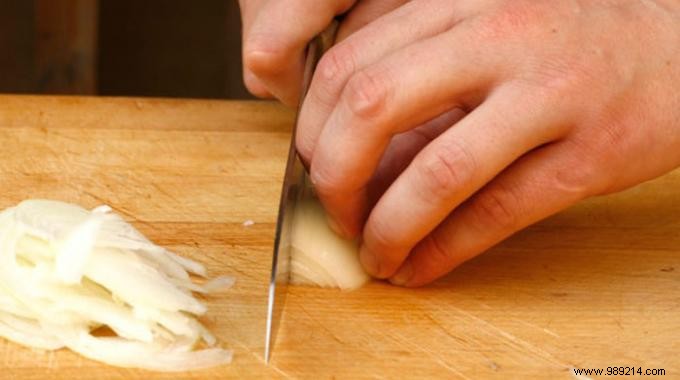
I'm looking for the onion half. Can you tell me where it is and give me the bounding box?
[290,196,369,290]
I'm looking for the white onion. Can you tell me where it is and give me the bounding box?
[0,311,64,350]
[290,197,369,290]
[0,199,233,371]
[54,212,103,284]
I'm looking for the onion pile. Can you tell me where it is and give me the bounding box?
[0,200,233,371]
[290,197,369,290]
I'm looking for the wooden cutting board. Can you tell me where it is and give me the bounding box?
[0,95,677,379]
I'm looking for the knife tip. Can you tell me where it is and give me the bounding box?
[264,346,271,365]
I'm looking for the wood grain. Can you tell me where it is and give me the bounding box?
[0,95,677,379]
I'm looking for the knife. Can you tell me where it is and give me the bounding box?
[264,22,338,364]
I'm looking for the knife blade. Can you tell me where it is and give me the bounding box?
[264,22,338,364]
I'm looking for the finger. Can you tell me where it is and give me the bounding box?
[238,0,272,98]
[335,0,409,42]
[298,0,468,164]
[238,0,267,33]
[243,70,273,99]
[389,140,608,287]
[243,0,356,106]
[366,108,467,210]
[309,24,504,238]
[358,87,567,278]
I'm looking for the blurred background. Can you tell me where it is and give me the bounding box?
[0,0,253,99]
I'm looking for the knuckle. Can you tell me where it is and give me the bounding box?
[243,43,285,76]
[307,45,358,109]
[525,55,607,100]
[468,186,520,232]
[416,141,477,200]
[316,46,356,89]
[343,68,391,118]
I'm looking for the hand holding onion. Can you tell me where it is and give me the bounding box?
[242,0,680,287]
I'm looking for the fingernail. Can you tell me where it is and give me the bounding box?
[389,261,413,286]
[359,245,380,276]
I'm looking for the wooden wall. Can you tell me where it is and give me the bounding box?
[0,1,37,93]
[35,0,98,94]
[0,0,251,99]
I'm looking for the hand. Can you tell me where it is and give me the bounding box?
[296,0,680,286]
[238,0,409,106]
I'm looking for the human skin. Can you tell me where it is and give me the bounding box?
[240,0,680,287]
[239,0,409,106]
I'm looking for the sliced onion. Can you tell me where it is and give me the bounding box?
[49,325,232,372]
[0,312,63,350]
[83,248,207,315]
[54,213,103,284]
[0,200,233,371]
